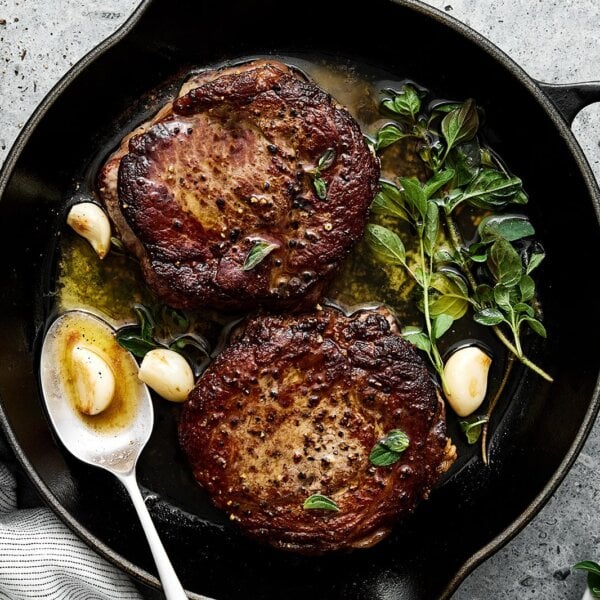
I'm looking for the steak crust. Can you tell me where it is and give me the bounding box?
[178,304,456,554]
[97,59,380,312]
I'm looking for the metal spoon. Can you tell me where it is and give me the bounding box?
[39,309,188,600]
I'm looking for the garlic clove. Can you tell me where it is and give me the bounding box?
[442,345,492,417]
[66,202,111,259]
[71,345,116,415]
[138,348,195,403]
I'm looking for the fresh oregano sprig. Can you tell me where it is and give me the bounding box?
[366,173,470,389]
[366,85,552,454]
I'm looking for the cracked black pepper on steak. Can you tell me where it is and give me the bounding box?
[178,304,457,554]
[97,58,380,312]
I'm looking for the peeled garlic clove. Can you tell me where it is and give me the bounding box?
[442,345,492,417]
[71,345,116,415]
[66,202,111,259]
[138,348,195,403]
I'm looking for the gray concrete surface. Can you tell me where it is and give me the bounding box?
[1,1,599,599]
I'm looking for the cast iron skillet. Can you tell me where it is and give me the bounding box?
[1,0,600,598]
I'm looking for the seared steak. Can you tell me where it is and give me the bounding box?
[178,304,456,554]
[97,59,380,312]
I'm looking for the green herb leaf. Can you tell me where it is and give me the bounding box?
[473,307,505,326]
[369,448,399,467]
[574,561,600,577]
[446,139,481,187]
[161,306,190,331]
[526,249,545,274]
[365,224,406,264]
[423,201,440,257]
[132,303,155,341]
[318,148,336,171]
[432,314,454,341]
[467,241,489,263]
[488,238,523,287]
[169,333,210,355]
[414,267,426,287]
[370,189,411,222]
[480,147,499,168]
[423,168,456,199]
[519,274,535,302]
[478,214,535,243]
[243,240,279,271]
[376,124,410,150]
[439,269,469,296]
[574,561,600,599]
[522,316,547,338]
[428,271,470,319]
[453,169,528,212]
[313,174,327,200]
[513,302,534,318]
[116,330,161,358]
[474,284,494,305]
[418,141,444,172]
[459,415,489,444]
[428,294,469,320]
[372,181,412,222]
[369,83,553,412]
[493,284,513,310]
[402,327,432,353]
[434,249,459,266]
[379,179,404,204]
[431,101,463,114]
[399,176,428,222]
[369,429,410,466]
[441,99,479,155]
[303,494,340,512]
[383,429,410,452]
[382,85,422,120]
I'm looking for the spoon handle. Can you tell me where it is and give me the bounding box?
[118,470,188,600]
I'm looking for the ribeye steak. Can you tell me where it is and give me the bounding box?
[178,304,457,554]
[97,59,380,312]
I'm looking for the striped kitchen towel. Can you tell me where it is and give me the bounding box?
[0,435,144,600]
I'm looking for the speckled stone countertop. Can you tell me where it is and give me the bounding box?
[1,1,599,599]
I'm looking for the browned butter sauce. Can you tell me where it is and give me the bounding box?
[47,310,143,434]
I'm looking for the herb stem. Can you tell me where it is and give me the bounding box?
[481,353,515,465]
[401,260,422,287]
[510,310,524,356]
[443,212,478,291]
[444,212,553,383]
[490,313,553,381]
[419,238,446,385]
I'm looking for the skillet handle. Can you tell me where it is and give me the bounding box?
[536,81,600,125]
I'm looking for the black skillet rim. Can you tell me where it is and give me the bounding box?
[0,0,599,598]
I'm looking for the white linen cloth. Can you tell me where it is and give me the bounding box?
[0,435,144,600]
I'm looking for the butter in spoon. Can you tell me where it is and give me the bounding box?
[39,309,188,600]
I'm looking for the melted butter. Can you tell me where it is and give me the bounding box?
[51,311,142,434]
[58,233,152,327]
[298,61,382,133]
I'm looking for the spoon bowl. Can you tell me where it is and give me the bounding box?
[39,309,188,600]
